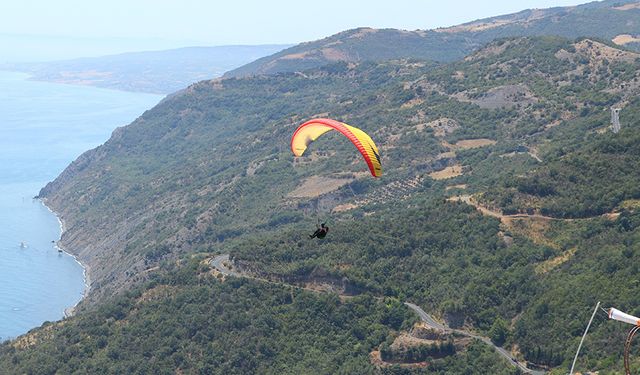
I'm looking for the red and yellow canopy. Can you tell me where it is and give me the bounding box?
[290,118,382,177]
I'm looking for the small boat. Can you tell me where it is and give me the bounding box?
[20,242,26,248]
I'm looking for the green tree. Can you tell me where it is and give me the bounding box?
[489,317,509,346]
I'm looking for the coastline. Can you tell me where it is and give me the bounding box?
[1,69,175,97]
[40,198,91,318]
[0,72,160,331]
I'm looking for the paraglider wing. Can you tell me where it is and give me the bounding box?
[291,118,382,177]
[609,308,640,326]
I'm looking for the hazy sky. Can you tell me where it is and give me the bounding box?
[1,0,590,61]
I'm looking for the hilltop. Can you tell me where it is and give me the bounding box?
[224,28,469,77]
[225,0,640,78]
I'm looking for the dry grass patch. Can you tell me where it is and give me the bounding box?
[442,139,496,150]
[401,97,425,109]
[574,39,639,63]
[371,350,428,369]
[603,212,621,221]
[321,48,350,61]
[429,165,463,180]
[613,3,640,10]
[348,28,378,39]
[393,333,440,348]
[612,34,640,45]
[279,51,311,60]
[620,199,640,210]
[445,184,467,191]
[332,203,358,212]
[506,217,559,250]
[536,248,577,274]
[439,20,516,35]
[455,139,496,149]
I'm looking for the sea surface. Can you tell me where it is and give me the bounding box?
[0,71,162,340]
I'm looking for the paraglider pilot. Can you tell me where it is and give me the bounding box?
[309,223,329,239]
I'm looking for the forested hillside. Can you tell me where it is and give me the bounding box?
[0,259,519,374]
[225,0,640,78]
[2,33,639,373]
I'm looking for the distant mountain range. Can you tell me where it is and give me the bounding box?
[2,45,291,93]
[225,0,640,77]
[6,1,639,94]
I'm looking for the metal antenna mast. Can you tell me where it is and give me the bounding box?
[570,301,601,375]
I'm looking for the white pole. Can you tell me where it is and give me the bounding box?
[570,301,601,375]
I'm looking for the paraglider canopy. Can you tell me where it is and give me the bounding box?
[291,118,382,177]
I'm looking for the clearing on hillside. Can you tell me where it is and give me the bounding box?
[442,139,496,150]
[612,34,640,45]
[429,165,463,180]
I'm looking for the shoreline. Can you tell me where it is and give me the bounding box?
[0,69,167,96]
[40,198,91,318]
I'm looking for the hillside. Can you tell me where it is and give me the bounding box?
[224,28,471,77]
[0,261,519,374]
[1,34,639,373]
[225,0,640,78]
[3,45,290,93]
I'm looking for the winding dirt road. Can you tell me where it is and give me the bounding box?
[448,194,618,223]
[448,195,564,222]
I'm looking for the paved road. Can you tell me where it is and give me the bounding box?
[403,302,545,375]
[211,254,243,278]
[212,254,545,374]
[404,302,447,330]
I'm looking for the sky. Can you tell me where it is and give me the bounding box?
[1,0,591,61]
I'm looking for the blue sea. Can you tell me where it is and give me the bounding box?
[0,71,162,340]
